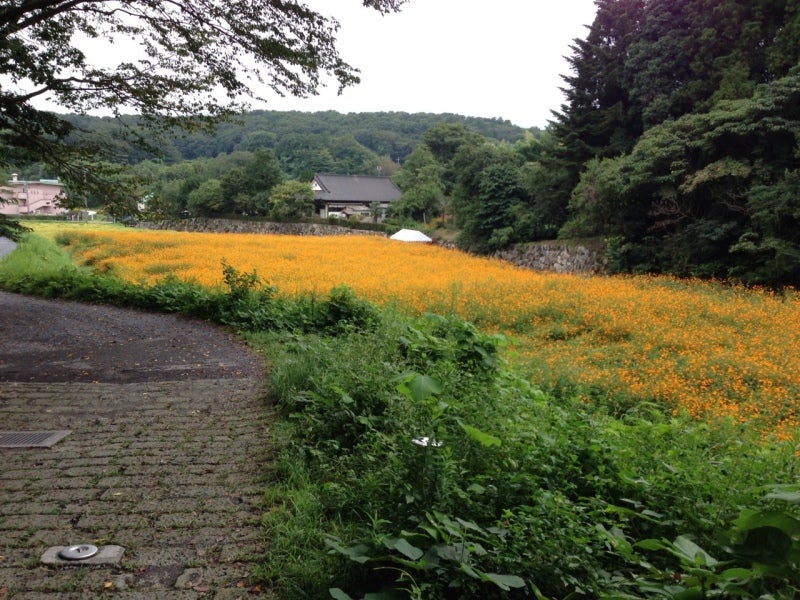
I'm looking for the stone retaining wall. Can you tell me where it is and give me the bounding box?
[138,217,386,237]
[493,242,607,274]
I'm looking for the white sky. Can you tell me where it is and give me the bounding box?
[23,1,598,130]
[259,1,599,129]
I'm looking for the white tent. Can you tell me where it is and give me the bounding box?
[389,228,432,243]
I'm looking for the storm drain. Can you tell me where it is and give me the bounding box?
[0,430,71,448]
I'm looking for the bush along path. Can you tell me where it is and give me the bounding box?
[0,291,276,598]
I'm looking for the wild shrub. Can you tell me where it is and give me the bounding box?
[261,311,797,599]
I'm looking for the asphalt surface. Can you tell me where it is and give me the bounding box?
[0,238,277,598]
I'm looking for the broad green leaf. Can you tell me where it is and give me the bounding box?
[459,562,481,580]
[467,483,486,494]
[719,567,755,580]
[673,536,718,567]
[329,588,354,600]
[734,526,793,563]
[457,419,501,447]
[482,572,526,590]
[398,373,443,403]
[382,536,424,560]
[434,544,459,561]
[762,484,800,504]
[455,517,485,533]
[324,537,371,564]
[764,489,800,503]
[672,589,705,600]
[634,538,669,552]
[733,509,800,536]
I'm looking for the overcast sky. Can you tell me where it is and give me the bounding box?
[261,1,599,129]
[24,1,599,130]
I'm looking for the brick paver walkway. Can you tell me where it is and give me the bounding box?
[0,378,275,599]
[0,281,277,598]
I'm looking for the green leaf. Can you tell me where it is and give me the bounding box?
[455,517,485,533]
[459,562,481,580]
[324,537,371,564]
[763,485,800,504]
[733,509,800,536]
[635,537,718,568]
[382,536,424,560]
[434,544,459,561]
[457,419,501,447]
[718,567,755,581]
[329,588,354,600]
[734,526,793,564]
[634,538,668,552]
[466,483,486,494]
[482,572,526,590]
[397,373,443,403]
[672,589,705,600]
[672,536,718,567]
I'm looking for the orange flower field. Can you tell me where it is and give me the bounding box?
[48,226,800,441]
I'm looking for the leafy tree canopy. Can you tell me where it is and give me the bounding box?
[0,0,405,197]
[562,68,800,285]
[268,180,314,220]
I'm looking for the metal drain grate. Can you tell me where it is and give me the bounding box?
[0,430,71,448]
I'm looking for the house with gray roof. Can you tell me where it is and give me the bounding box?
[312,174,401,221]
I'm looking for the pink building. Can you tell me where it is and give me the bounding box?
[0,174,66,216]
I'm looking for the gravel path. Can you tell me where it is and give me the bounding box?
[0,290,276,599]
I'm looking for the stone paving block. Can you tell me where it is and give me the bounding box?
[76,513,151,531]
[218,542,263,563]
[0,515,67,531]
[28,489,99,504]
[0,478,28,491]
[0,502,61,516]
[128,546,202,566]
[54,457,117,469]
[154,511,232,529]
[26,529,80,547]
[98,486,158,502]
[26,476,95,491]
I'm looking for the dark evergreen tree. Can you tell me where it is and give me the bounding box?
[546,0,645,235]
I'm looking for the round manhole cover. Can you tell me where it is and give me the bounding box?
[58,544,99,560]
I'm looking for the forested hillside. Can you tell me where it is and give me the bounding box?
[61,111,528,168]
[40,111,532,223]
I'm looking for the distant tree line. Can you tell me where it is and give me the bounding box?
[4,111,533,221]
[58,110,527,175]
